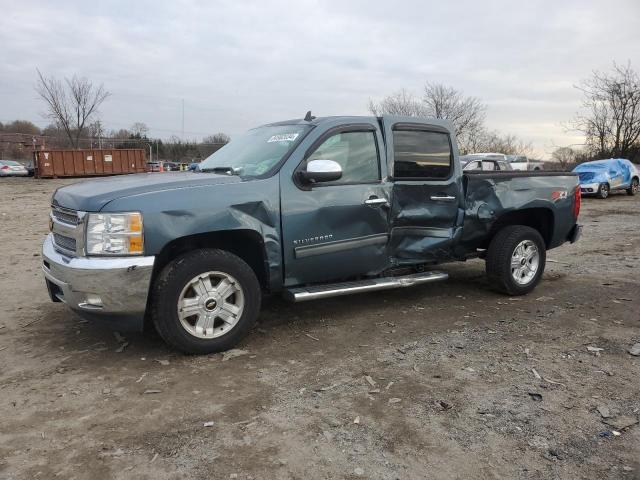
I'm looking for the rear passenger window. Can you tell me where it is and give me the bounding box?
[392,129,452,179]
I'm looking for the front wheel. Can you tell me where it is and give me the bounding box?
[486,225,546,295]
[597,183,610,199]
[151,249,261,354]
[627,178,639,196]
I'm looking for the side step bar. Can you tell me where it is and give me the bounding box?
[284,271,448,302]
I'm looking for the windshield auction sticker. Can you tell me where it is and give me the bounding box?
[267,133,299,143]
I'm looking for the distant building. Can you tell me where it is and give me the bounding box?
[0,133,47,160]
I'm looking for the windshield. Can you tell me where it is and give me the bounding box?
[199,124,311,176]
[1,160,21,166]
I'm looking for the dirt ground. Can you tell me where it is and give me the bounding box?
[0,177,639,480]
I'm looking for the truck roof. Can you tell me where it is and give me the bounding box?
[264,115,455,131]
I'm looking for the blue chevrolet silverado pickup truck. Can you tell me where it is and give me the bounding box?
[43,114,582,354]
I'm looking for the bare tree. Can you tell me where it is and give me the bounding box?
[422,83,486,152]
[35,69,110,149]
[130,122,149,138]
[467,130,534,157]
[369,83,486,152]
[551,146,578,169]
[202,132,231,144]
[368,89,428,117]
[572,62,640,159]
[85,120,105,148]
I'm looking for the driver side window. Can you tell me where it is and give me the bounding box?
[307,131,380,184]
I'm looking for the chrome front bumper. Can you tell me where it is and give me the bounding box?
[42,234,155,330]
[579,183,600,194]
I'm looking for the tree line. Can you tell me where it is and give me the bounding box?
[369,62,640,166]
[5,63,639,166]
[369,84,535,157]
[0,118,230,162]
[1,70,230,162]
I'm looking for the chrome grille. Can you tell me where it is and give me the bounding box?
[50,205,85,256]
[51,205,79,225]
[53,233,76,252]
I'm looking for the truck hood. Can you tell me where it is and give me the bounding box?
[52,172,243,211]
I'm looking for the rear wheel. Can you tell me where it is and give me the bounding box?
[597,183,610,199]
[627,178,639,196]
[486,225,546,295]
[151,249,261,354]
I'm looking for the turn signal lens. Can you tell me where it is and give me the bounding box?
[128,213,142,233]
[127,235,144,254]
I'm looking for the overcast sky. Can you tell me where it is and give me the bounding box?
[1,0,639,158]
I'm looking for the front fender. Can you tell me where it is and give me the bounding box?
[100,176,283,290]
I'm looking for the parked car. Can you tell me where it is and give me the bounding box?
[163,162,180,172]
[42,114,582,354]
[506,155,544,171]
[573,158,639,199]
[188,162,201,172]
[460,155,512,171]
[0,160,29,177]
[25,162,35,177]
[147,161,162,172]
[462,153,506,162]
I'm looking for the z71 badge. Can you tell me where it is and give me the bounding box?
[551,190,568,201]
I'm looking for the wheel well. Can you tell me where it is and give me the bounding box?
[152,230,269,290]
[487,208,554,248]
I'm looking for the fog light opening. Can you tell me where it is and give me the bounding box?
[84,294,103,306]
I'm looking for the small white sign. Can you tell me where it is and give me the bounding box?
[44,152,49,160]
[104,154,113,162]
[87,155,93,161]
[267,133,299,143]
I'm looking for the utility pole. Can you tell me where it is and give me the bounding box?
[181,99,185,139]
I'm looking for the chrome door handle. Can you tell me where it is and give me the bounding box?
[430,195,456,202]
[364,198,389,207]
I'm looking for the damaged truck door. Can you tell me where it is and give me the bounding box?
[385,122,463,264]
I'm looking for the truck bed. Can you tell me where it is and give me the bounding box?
[460,170,580,253]
[463,170,577,178]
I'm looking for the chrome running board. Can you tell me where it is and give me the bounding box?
[284,271,448,302]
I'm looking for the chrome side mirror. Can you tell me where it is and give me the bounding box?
[299,159,342,183]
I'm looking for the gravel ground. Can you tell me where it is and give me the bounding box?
[0,177,639,480]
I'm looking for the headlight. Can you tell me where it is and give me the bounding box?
[86,212,144,256]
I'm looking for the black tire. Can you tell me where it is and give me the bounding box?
[151,249,261,354]
[486,225,546,296]
[597,182,610,199]
[627,178,639,196]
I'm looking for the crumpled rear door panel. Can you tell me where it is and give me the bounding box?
[389,181,463,263]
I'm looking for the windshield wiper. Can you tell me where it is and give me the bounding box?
[199,166,242,175]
